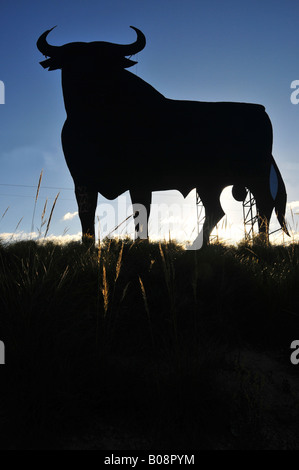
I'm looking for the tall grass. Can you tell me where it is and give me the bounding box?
[19,169,60,241]
[1,173,299,449]
[31,169,43,234]
[1,237,299,449]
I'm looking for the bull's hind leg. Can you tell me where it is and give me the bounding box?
[255,194,274,242]
[75,184,98,243]
[130,189,151,240]
[200,190,225,246]
[249,176,275,242]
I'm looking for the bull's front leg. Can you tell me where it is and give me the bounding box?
[199,188,225,246]
[75,184,98,244]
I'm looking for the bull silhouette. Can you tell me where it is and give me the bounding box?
[37,26,289,246]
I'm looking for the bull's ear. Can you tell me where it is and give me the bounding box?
[122,57,138,68]
[39,57,61,70]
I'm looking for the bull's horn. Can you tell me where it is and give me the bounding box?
[36,26,59,56]
[116,26,146,56]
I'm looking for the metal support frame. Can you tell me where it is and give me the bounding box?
[196,191,205,235]
[242,190,259,241]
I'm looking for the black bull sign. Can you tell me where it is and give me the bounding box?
[37,26,289,247]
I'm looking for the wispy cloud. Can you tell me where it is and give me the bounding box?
[62,211,78,221]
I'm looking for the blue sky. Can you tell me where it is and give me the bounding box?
[0,0,299,243]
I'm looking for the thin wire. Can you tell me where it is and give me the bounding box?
[0,193,74,201]
[0,183,188,198]
[0,183,73,190]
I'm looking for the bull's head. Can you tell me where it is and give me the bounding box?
[36,26,146,71]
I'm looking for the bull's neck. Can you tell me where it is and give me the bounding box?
[61,69,115,116]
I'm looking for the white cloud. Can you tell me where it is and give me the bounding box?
[0,231,38,242]
[45,233,81,243]
[62,211,78,221]
[287,201,299,211]
[0,231,81,244]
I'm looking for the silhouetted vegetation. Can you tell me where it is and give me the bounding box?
[0,238,299,449]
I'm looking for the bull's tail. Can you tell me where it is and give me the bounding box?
[270,156,290,236]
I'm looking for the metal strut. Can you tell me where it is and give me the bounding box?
[242,189,259,241]
[196,190,205,235]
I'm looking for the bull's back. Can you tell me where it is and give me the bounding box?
[165,100,270,141]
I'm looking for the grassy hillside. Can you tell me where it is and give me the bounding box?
[0,237,299,449]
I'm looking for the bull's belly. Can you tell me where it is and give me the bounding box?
[61,117,272,200]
